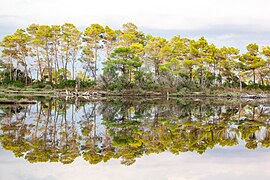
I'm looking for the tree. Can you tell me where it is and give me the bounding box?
[51,25,61,82]
[27,24,44,80]
[0,35,17,81]
[169,35,189,62]
[69,27,81,80]
[103,47,142,87]
[79,47,94,81]
[159,58,184,87]
[61,23,81,80]
[217,47,239,85]
[83,24,104,81]
[261,46,270,85]
[144,35,167,77]
[36,25,52,82]
[183,59,199,82]
[240,43,266,84]
[118,23,145,47]
[192,37,209,85]
[103,26,117,57]
[13,29,31,84]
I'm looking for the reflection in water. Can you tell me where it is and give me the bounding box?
[0,98,270,166]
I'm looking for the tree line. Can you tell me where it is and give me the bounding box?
[1,22,270,91]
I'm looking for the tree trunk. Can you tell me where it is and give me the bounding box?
[239,68,242,92]
[259,73,264,86]
[24,64,28,85]
[129,70,132,83]
[83,65,89,82]
[72,58,75,80]
[9,53,12,81]
[253,69,256,84]
[154,59,159,78]
[36,47,43,80]
[189,67,192,82]
[22,52,28,85]
[199,66,203,85]
[94,47,97,81]
[54,41,59,82]
[45,41,52,83]
[65,45,69,80]
[213,62,216,85]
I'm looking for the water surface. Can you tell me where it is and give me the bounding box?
[1,97,270,179]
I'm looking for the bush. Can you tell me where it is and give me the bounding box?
[13,81,25,88]
[33,82,45,88]
[1,80,25,88]
[1,79,18,85]
[55,80,76,89]
[80,80,96,88]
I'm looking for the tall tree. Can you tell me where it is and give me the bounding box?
[240,43,266,84]
[27,24,44,80]
[61,23,81,80]
[13,29,31,84]
[118,23,145,47]
[79,46,94,81]
[0,35,17,80]
[103,47,142,84]
[261,46,270,85]
[144,35,167,77]
[36,25,52,82]
[103,26,117,57]
[83,24,104,81]
[217,47,239,84]
[51,25,61,82]
[70,26,81,80]
[169,35,189,62]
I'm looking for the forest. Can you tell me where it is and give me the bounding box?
[1,22,270,92]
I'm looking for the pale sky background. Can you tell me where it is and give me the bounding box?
[1,0,270,51]
[1,143,270,180]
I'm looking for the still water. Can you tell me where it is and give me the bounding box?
[1,97,270,180]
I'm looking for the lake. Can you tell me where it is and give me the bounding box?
[1,97,270,180]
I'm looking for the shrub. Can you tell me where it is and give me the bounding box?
[80,80,96,88]
[13,81,25,88]
[34,82,45,88]
[55,80,76,89]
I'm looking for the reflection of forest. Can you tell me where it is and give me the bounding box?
[0,99,270,165]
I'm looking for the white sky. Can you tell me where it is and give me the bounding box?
[1,0,270,49]
[1,145,270,180]
[1,0,270,29]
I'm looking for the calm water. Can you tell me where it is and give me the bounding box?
[1,97,270,180]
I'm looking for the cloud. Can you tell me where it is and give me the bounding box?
[1,0,270,28]
[143,24,270,51]
[1,145,270,180]
[1,0,270,50]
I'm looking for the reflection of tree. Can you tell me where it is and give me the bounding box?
[0,99,82,164]
[1,99,270,165]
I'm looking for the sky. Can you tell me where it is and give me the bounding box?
[1,0,270,51]
[1,143,270,180]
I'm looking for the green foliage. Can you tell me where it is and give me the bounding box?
[1,22,270,91]
[80,80,96,88]
[13,81,25,88]
[1,79,25,88]
[102,47,142,90]
[55,80,76,88]
[33,81,45,88]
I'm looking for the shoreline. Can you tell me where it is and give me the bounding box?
[1,88,270,99]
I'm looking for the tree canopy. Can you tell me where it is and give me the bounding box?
[1,22,270,91]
